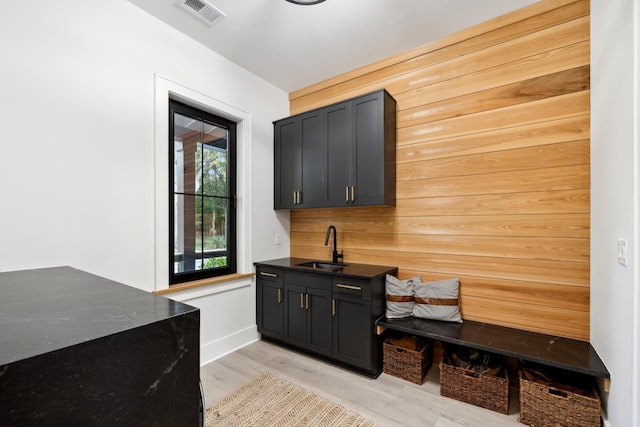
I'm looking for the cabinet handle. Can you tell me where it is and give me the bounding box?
[345,186,349,203]
[260,272,278,278]
[337,283,362,291]
[305,293,309,310]
[296,191,300,205]
[300,293,304,309]
[332,299,336,316]
[351,186,355,202]
[277,288,282,304]
[293,191,297,205]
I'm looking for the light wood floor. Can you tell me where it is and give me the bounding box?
[200,340,523,426]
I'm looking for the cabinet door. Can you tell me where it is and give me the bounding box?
[274,112,324,209]
[257,280,284,340]
[300,111,325,207]
[352,92,385,206]
[332,293,372,370]
[283,284,307,347]
[306,288,332,357]
[274,118,301,209]
[325,101,352,206]
[325,91,395,207]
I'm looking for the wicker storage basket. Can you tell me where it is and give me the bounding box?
[383,335,432,384]
[439,351,510,414]
[519,366,601,427]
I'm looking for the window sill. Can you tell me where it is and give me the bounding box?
[153,272,255,295]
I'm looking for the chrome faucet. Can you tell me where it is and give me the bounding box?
[324,225,344,264]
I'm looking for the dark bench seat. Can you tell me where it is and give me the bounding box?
[375,316,610,388]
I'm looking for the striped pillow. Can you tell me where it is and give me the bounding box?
[412,277,462,323]
[385,274,421,319]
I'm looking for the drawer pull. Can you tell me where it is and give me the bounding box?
[259,272,278,278]
[337,283,362,291]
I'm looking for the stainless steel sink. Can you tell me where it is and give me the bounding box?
[296,261,349,272]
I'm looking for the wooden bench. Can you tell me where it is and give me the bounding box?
[375,315,610,390]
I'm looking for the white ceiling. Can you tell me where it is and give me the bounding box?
[128,0,540,93]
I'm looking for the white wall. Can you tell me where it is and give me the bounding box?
[0,0,290,363]
[591,0,639,426]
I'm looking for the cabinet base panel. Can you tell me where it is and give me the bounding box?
[259,335,382,379]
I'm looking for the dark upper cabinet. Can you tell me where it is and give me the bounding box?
[327,90,396,207]
[325,100,352,206]
[274,89,396,210]
[274,110,325,209]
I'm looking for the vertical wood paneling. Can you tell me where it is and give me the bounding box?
[287,0,590,340]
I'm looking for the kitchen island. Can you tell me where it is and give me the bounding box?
[0,266,200,426]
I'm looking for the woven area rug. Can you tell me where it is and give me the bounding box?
[205,372,380,426]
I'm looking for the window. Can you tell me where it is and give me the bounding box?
[169,99,237,284]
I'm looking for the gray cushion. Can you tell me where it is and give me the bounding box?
[412,277,462,323]
[385,274,420,319]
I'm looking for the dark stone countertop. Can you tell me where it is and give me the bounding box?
[0,266,198,367]
[254,257,398,279]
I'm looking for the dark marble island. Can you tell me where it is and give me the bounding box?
[0,266,200,426]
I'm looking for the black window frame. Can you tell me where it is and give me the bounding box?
[168,99,237,285]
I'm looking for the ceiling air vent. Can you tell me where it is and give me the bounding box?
[177,0,225,26]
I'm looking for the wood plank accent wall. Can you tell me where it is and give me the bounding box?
[287,0,590,341]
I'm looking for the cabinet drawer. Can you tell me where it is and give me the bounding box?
[256,267,283,284]
[332,277,370,299]
[283,271,332,291]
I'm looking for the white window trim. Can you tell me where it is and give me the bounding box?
[154,74,252,293]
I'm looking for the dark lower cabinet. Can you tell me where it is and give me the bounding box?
[284,283,333,358]
[256,267,284,340]
[332,293,372,370]
[256,261,395,377]
[307,287,333,357]
[283,283,306,347]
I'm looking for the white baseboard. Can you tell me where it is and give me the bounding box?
[199,325,259,366]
